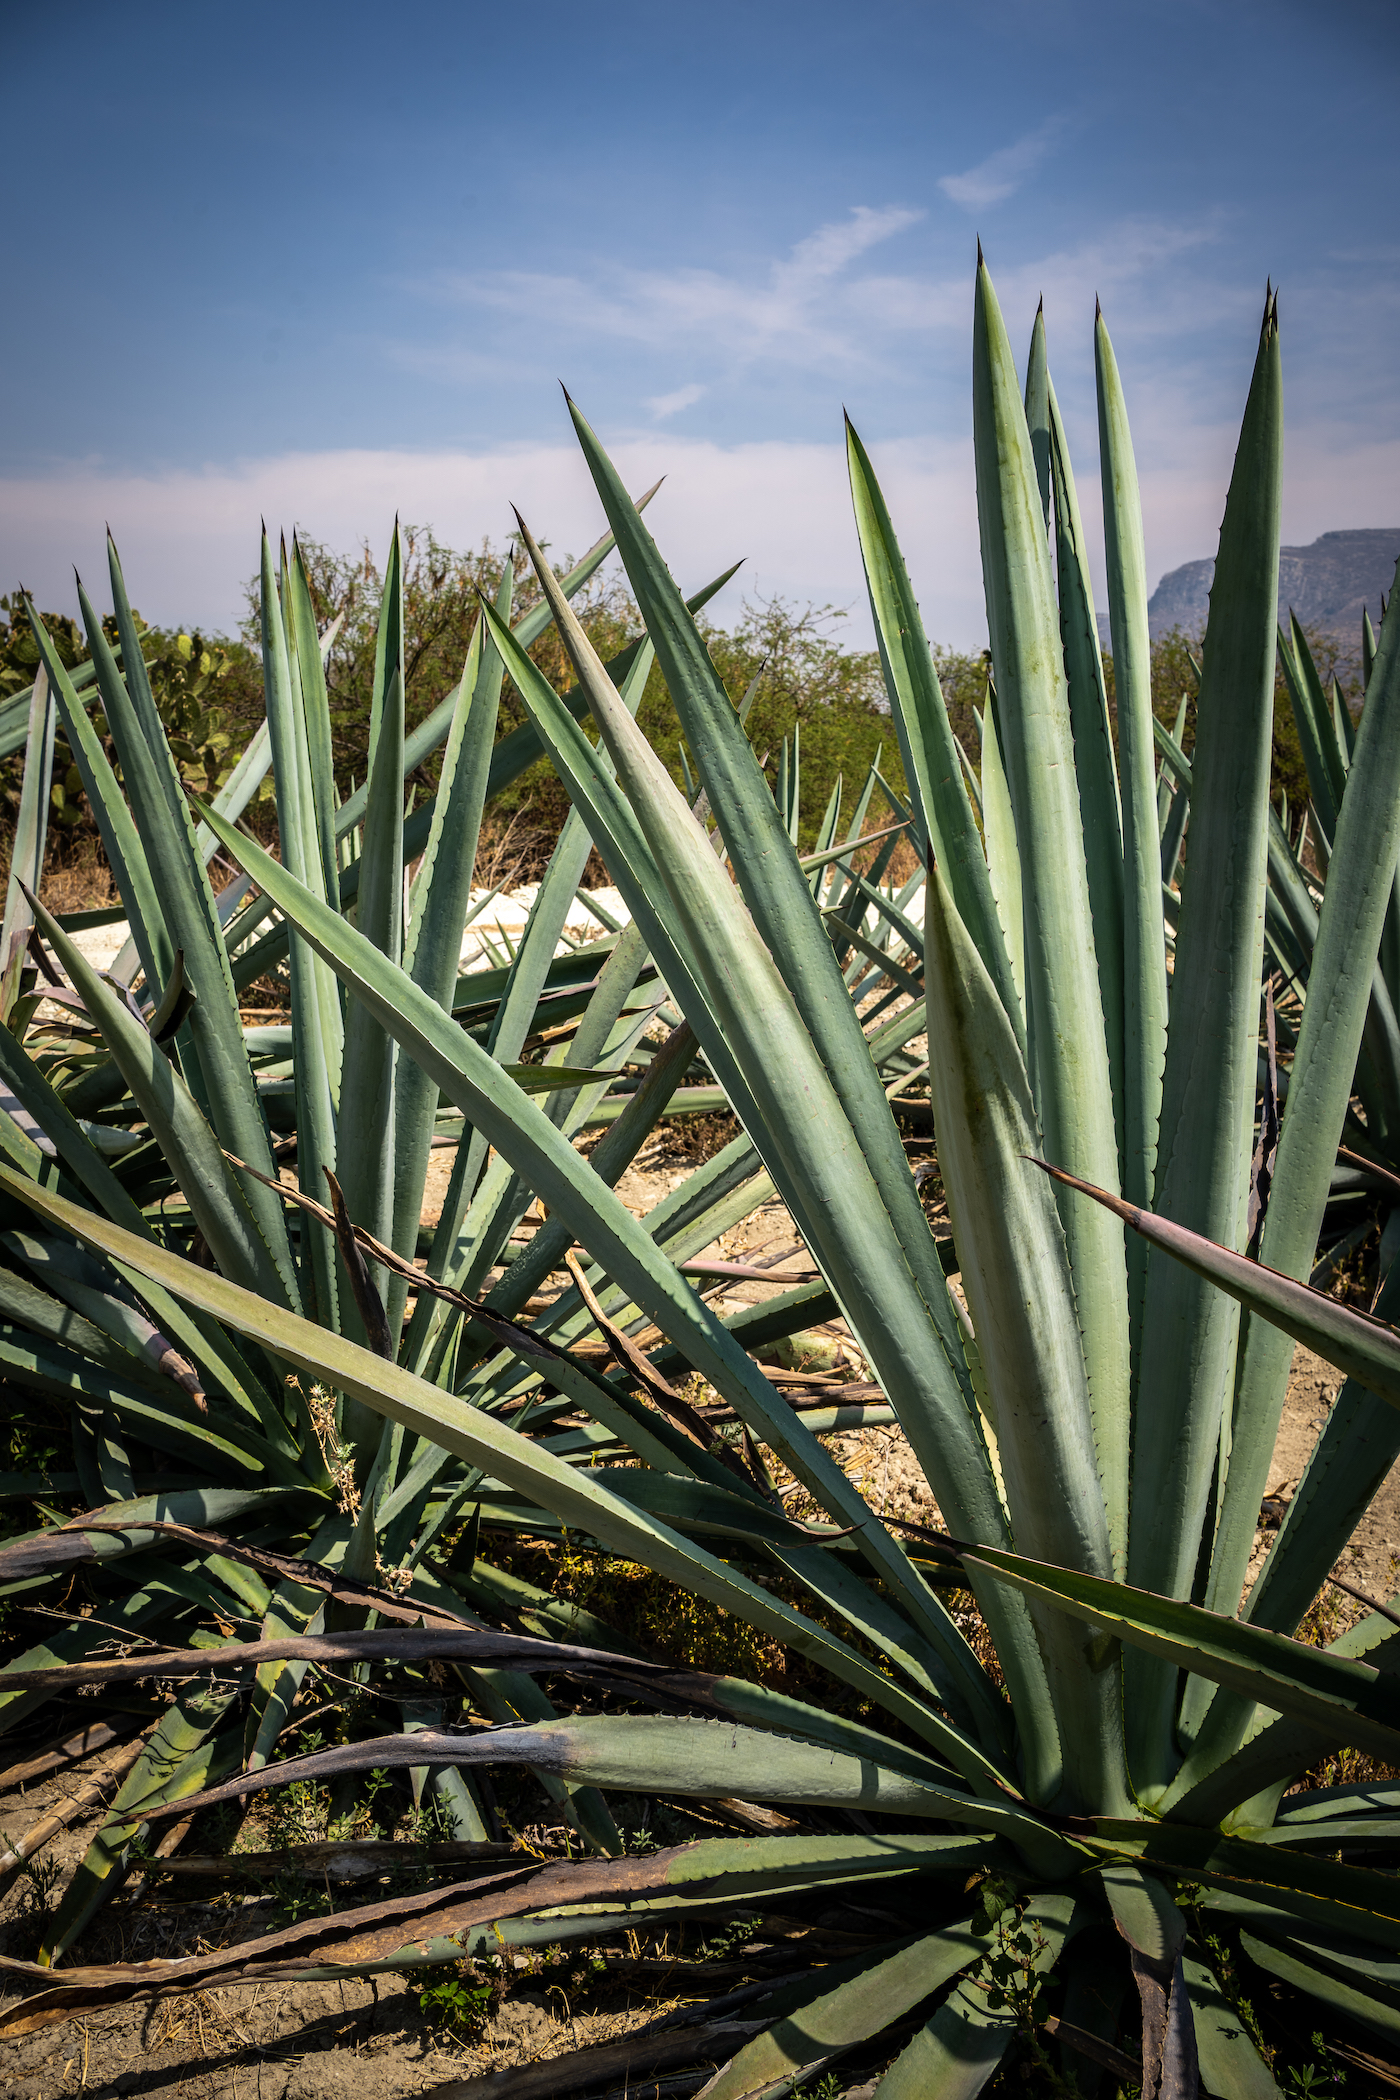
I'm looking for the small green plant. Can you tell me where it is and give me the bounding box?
[695,1915,760,1964]
[268,1871,333,1926]
[418,1962,497,2037]
[7,1845,61,1921]
[1285,2036,1349,2096]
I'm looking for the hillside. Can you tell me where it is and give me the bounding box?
[1147,527,1400,643]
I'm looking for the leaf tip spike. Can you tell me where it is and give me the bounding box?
[976,235,984,267]
[1036,293,1044,317]
[1095,293,1102,321]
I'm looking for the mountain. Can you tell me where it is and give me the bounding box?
[1147,529,1400,644]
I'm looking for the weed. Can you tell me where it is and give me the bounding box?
[268,1871,333,1925]
[1286,2037,1349,2095]
[418,1959,498,2037]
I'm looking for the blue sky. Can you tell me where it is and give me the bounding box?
[4,0,1397,647]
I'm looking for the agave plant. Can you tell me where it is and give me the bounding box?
[3,260,1400,2098]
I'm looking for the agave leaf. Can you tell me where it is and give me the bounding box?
[975,697,1024,1011]
[559,410,994,1537]
[387,587,502,1337]
[0,1027,287,1451]
[1097,308,1168,1289]
[1035,1159,1400,1411]
[74,568,297,1298]
[703,1925,996,2100]
[335,656,403,1386]
[1240,1930,1400,2045]
[1046,370,1125,1174]
[972,257,1130,1598]
[845,417,1019,1031]
[924,863,1125,1813]
[147,1715,1067,1861]
[1197,547,1400,1698]
[28,901,292,1310]
[24,608,173,1000]
[1246,1375,1400,1646]
[260,532,343,1330]
[0,668,55,1020]
[874,1894,1082,2100]
[495,530,1029,1707]
[286,539,341,908]
[1277,616,1347,839]
[39,1688,239,1966]
[0,1162,1024,1792]
[425,627,653,1322]
[1127,295,1282,1794]
[960,1540,1400,1764]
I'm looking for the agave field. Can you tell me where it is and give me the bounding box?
[2,258,1400,2099]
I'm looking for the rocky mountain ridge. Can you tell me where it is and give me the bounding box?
[1147,528,1400,644]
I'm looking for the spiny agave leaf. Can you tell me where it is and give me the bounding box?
[976,697,1024,1011]
[972,257,1130,1593]
[1240,1932,1400,2049]
[335,657,403,1389]
[496,531,1023,1725]
[0,1624,800,1696]
[261,531,342,1332]
[1182,1953,1283,2098]
[388,596,500,1336]
[424,630,654,1329]
[148,1715,1063,1857]
[845,417,1019,1034]
[476,613,1024,1755]
[959,1538,1400,1764]
[39,1686,239,1965]
[0,1026,288,1452]
[0,1489,321,1586]
[1100,1863,1187,1963]
[702,1924,996,2100]
[1046,369,1125,1170]
[924,864,1126,1816]
[1127,293,1282,1795]
[75,565,298,1299]
[1034,1158,1400,1412]
[561,407,989,1527]
[1278,615,1347,840]
[331,507,660,845]
[1200,534,1400,1671]
[1245,1373,1400,1650]
[0,1323,291,1487]
[0,667,55,1020]
[286,539,341,909]
[24,606,173,998]
[874,1894,1083,2100]
[28,901,292,1309]
[0,1164,1012,1789]
[0,1240,199,1405]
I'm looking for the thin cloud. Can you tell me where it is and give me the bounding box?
[420,206,927,377]
[940,121,1065,211]
[647,382,706,420]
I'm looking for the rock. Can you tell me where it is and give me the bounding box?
[1148,528,1400,648]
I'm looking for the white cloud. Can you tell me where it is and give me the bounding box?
[3,415,1392,668]
[647,382,706,420]
[0,435,984,652]
[939,122,1065,211]
[412,206,929,379]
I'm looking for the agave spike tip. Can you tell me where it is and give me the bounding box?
[976,235,984,267]
[1036,293,1044,317]
[1095,293,1102,321]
